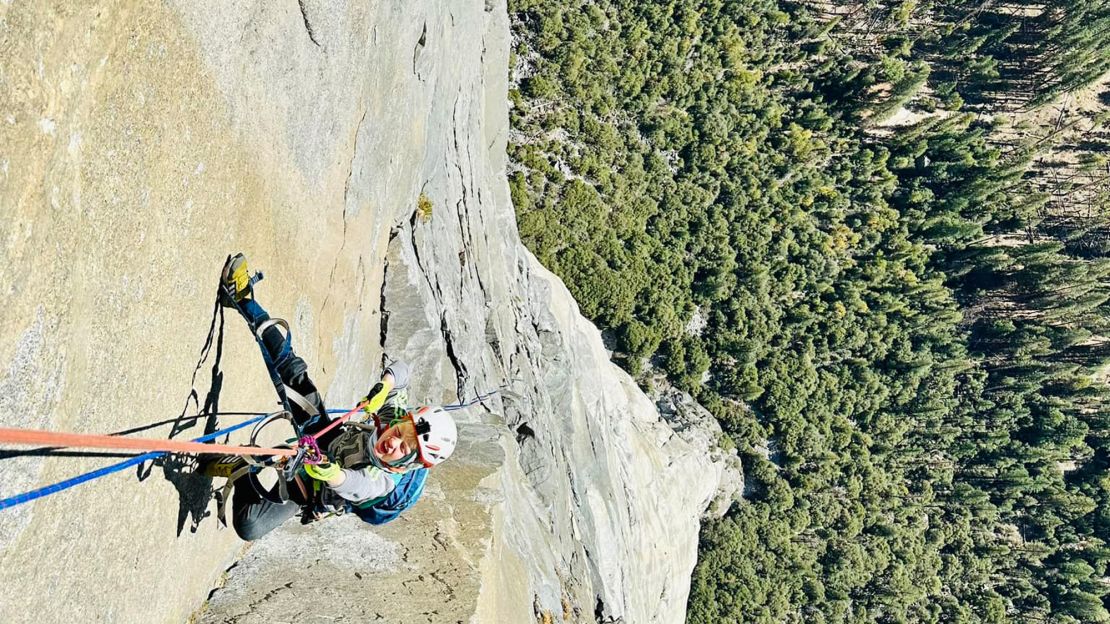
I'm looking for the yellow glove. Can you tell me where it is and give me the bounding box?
[361,378,395,416]
[304,459,341,481]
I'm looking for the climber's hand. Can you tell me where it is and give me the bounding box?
[361,375,395,415]
[304,458,342,482]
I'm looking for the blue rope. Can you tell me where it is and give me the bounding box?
[0,408,360,511]
[442,388,504,411]
[0,413,271,511]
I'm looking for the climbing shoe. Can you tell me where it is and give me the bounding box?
[202,454,247,479]
[219,253,259,307]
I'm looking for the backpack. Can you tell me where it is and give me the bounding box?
[350,467,428,525]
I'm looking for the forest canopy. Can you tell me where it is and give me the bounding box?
[509,1,1110,622]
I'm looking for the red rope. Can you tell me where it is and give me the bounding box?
[0,402,367,461]
[308,404,364,442]
[0,426,298,457]
[0,403,368,460]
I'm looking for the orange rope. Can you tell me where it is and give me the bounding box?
[0,402,368,460]
[0,426,297,457]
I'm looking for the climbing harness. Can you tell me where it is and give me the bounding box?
[204,401,370,523]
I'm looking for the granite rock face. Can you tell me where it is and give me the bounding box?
[652,384,745,520]
[0,2,739,623]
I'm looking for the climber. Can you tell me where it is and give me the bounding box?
[217,253,458,541]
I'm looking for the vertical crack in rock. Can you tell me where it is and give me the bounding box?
[343,105,369,218]
[486,312,503,365]
[476,187,496,288]
[412,22,427,78]
[318,104,366,336]
[441,315,468,398]
[461,125,489,297]
[587,423,601,457]
[354,255,367,313]
[407,181,442,302]
[449,90,489,301]
[379,250,390,350]
[454,197,482,302]
[404,206,460,394]
[623,481,638,534]
[567,465,582,507]
[297,0,321,48]
[407,212,442,301]
[319,210,348,318]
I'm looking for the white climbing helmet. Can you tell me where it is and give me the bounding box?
[410,406,457,467]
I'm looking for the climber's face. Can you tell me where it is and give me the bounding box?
[375,420,419,470]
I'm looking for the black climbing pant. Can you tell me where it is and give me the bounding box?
[230,298,330,540]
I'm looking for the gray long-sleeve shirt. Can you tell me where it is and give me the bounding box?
[326,428,401,503]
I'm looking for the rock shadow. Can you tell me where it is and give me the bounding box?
[136,295,228,536]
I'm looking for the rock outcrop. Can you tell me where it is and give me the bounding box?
[653,384,744,520]
[0,1,739,623]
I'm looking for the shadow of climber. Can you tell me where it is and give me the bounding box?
[142,294,229,536]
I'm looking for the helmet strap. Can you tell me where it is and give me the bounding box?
[384,450,419,469]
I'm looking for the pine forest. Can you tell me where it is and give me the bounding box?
[508,1,1110,622]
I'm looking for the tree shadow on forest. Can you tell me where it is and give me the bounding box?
[135,295,229,537]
